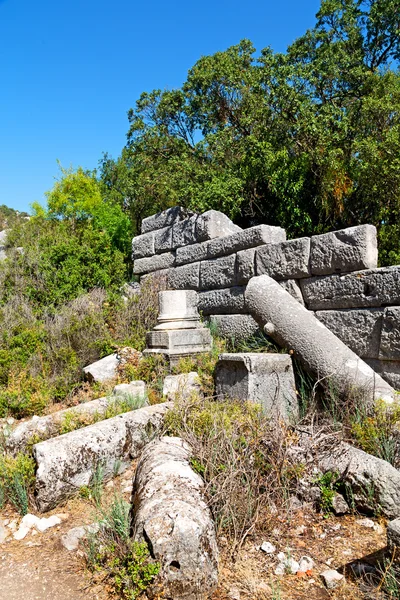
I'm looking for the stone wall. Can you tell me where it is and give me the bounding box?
[133,207,400,388]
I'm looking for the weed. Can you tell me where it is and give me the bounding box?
[90,462,105,507]
[315,471,339,515]
[0,452,35,514]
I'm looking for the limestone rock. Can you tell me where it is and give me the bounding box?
[131,437,219,600]
[195,209,241,242]
[61,523,99,551]
[387,518,400,555]
[141,207,195,234]
[198,286,247,315]
[321,569,344,589]
[256,238,311,280]
[83,354,119,383]
[310,225,378,275]
[208,314,260,341]
[112,381,147,399]
[163,372,203,401]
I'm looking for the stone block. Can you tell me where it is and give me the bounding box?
[310,225,378,275]
[172,215,199,248]
[133,252,176,275]
[195,210,241,242]
[380,307,400,360]
[199,254,237,290]
[256,238,311,280]
[198,286,247,315]
[278,279,305,305]
[236,248,256,284]
[387,518,400,554]
[215,353,298,422]
[162,372,203,401]
[154,289,200,330]
[176,241,209,266]
[132,231,155,259]
[154,226,173,253]
[301,267,400,311]
[206,224,286,258]
[112,381,147,398]
[167,262,200,290]
[83,354,119,383]
[145,328,212,356]
[365,359,400,390]
[33,404,171,512]
[316,308,384,358]
[141,206,195,234]
[209,314,260,341]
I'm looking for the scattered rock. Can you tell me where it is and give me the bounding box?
[14,525,31,540]
[227,587,241,600]
[61,523,100,551]
[298,556,315,572]
[387,517,400,557]
[0,520,7,544]
[294,525,307,536]
[275,554,300,575]
[320,569,344,589]
[357,518,375,529]
[83,353,120,383]
[162,372,203,401]
[260,541,276,554]
[332,493,350,515]
[36,515,62,532]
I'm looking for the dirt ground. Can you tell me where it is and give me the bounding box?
[0,463,389,600]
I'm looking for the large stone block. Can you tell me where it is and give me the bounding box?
[365,359,400,390]
[316,308,384,359]
[141,206,195,234]
[195,210,241,241]
[301,267,400,311]
[215,353,298,422]
[278,279,305,305]
[256,238,311,280]
[380,307,400,360]
[154,226,173,253]
[83,354,119,383]
[199,254,237,290]
[132,231,155,259]
[236,248,256,284]
[198,286,247,315]
[172,215,199,248]
[133,252,176,275]
[206,224,286,258]
[310,225,378,276]
[209,314,260,341]
[167,262,200,290]
[176,240,209,266]
[131,437,219,600]
[33,404,170,512]
[145,328,212,356]
[245,275,395,405]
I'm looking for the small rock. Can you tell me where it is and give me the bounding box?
[0,521,7,544]
[357,518,375,529]
[260,541,276,554]
[373,523,384,535]
[320,569,344,589]
[6,417,15,426]
[331,493,350,515]
[14,525,30,540]
[294,525,306,536]
[106,480,114,489]
[21,514,41,529]
[275,556,299,575]
[61,523,100,551]
[228,587,241,600]
[298,556,315,572]
[36,515,62,532]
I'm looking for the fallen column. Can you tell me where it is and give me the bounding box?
[245,275,395,405]
[131,436,219,600]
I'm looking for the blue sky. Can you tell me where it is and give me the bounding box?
[0,0,321,213]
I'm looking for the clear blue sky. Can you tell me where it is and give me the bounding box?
[0,0,321,213]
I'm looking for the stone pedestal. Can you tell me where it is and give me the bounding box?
[144,290,212,361]
[215,353,299,422]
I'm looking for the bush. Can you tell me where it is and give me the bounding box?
[0,452,36,514]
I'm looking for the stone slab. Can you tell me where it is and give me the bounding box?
[133,252,176,275]
[365,359,400,390]
[176,240,209,266]
[141,206,195,234]
[199,254,237,290]
[33,403,171,512]
[256,238,311,280]
[154,225,173,253]
[132,231,155,260]
[300,267,400,311]
[195,210,241,242]
[208,314,260,341]
[198,286,247,315]
[310,225,378,276]
[236,248,256,284]
[316,308,384,359]
[83,354,119,383]
[215,353,298,422]
[380,307,400,360]
[167,262,200,290]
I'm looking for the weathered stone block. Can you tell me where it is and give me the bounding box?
[133,252,176,275]
[365,359,400,390]
[209,314,260,341]
[176,240,209,266]
[198,286,247,315]
[154,226,173,253]
[206,224,286,258]
[113,381,147,398]
[278,279,305,305]
[172,215,199,248]
[131,437,219,600]
[33,404,170,512]
[301,267,400,311]
[145,328,212,355]
[316,308,384,358]
[199,254,237,290]
[256,238,311,280]
[83,354,119,383]
[215,353,298,422]
[167,262,200,290]
[310,225,378,276]
[387,518,400,555]
[195,210,241,241]
[163,372,203,401]
[132,231,155,259]
[380,307,400,360]
[141,206,195,234]
[236,248,255,284]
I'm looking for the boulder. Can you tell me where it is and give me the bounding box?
[131,437,219,600]
[83,354,119,383]
[141,207,195,234]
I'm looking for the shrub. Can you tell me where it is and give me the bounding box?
[0,452,36,514]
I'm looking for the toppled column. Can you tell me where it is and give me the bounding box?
[245,275,395,405]
[131,437,219,600]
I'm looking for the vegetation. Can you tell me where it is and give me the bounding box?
[0,452,35,515]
